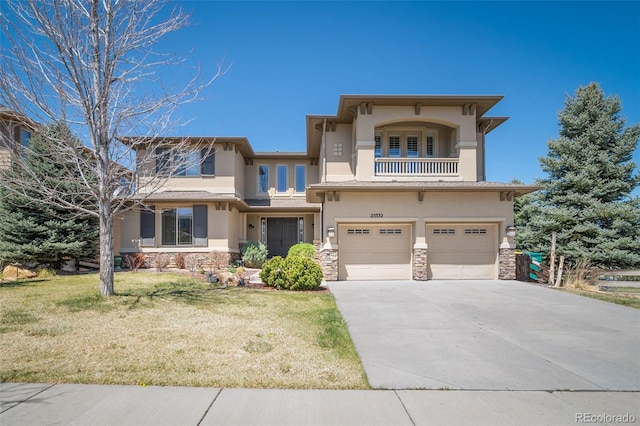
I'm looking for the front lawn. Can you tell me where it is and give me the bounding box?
[0,273,368,389]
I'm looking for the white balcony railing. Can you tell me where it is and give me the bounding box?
[375,158,459,176]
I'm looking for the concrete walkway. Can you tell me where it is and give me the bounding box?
[2,382,639,425]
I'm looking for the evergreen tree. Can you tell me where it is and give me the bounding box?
[517,83,640,268]
[0,123,99,268]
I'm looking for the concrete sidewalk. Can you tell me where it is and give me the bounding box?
[2,383,639,426]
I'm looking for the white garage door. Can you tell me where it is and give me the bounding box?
[426,224,497,279]
[339,224,411,280]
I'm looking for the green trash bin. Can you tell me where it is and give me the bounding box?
[523,251,543,281]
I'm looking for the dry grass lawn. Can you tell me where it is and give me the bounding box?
[0,272,368,389]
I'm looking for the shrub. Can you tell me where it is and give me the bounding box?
[37,268,56,278]
[242,241,268,268]
[154,254,170,271]
[287,243,316,259]
[260,255,323,291]
[174,253,186,269]
[260,256,286,289]
[124,253,146,271]
[284,256,323,291]
[208,251,229,273]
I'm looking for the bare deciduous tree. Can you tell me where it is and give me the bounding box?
[0,0,222,295]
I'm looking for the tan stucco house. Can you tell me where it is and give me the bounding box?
[117,95,537,280]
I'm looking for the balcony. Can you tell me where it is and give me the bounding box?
[374,158,459,177]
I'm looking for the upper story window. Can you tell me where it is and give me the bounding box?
[388,135,401,157]
[407,135,418,158]
[426,132,435,157]
[374,128,439,158]
[20,129,31,148]
[295,164,305,193]
[277,164,287,193]
[155,148,214,177]
[258,165,269,193]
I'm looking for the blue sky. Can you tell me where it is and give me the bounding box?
[162,1,639,189]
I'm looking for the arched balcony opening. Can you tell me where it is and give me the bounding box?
[373,120,459,178]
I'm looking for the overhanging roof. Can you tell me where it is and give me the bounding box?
[306,94,508,158]
[307,181,541,202]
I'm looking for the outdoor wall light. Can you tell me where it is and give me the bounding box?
[248,224,255,229]
[327,226,335,238]
[506,225,516,238]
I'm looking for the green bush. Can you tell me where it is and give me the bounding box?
[260,256,286,289]
[242,241,268,268]
[284,256,323,291]
[260,255,323,291]
[287,243,316,259]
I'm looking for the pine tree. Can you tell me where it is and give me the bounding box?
[0,123,99,268]
[516,83,640,268]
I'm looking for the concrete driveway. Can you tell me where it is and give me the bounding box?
[329,280,640,390]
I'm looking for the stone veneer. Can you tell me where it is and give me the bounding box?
[498,247,516,280]
[316,246,338,281]
[412,248,428,281]
[121,251,240,271]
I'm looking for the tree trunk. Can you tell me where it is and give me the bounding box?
[99,206,114,296]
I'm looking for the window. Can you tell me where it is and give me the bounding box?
[175,151,200,176]
[298,218,304,243]
[426,132,435,157]
[20,129,31,148]
[295,165,306,193]
[258,165,269,193]
[407,135,418,158]
[162,208,178,245]
[374,133,382,158]
[379,229,402,235]
[277,165,287,193]
[333,143,343,157]
[161,206,207,246]
[155,148,214,176]
[162,208,193,245]
[347,229,370,235]
[465,228,487,235]
[388,135,400,157]
[433,228,455,235]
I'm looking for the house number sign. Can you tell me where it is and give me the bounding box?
[370,213,384,218]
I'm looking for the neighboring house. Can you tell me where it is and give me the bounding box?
[118,95,538,280]
[0,107,33,170]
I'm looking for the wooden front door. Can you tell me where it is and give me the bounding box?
[267,218,299,258]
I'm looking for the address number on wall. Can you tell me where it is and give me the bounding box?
[370,213,384,218]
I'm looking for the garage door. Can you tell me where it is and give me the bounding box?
[426,224,497,279]
[339,224,411,280]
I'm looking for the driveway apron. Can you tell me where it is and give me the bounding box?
[329,280,640,390]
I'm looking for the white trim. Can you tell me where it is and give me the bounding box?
[424,217,506,223]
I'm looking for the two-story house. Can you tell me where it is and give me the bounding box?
[117,95,538,280]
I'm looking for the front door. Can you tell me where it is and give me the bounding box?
[267,218,299,258]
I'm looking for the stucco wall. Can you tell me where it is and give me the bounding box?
[244,159,316,198]
[118,209,141,252]
[321,191,514,247]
